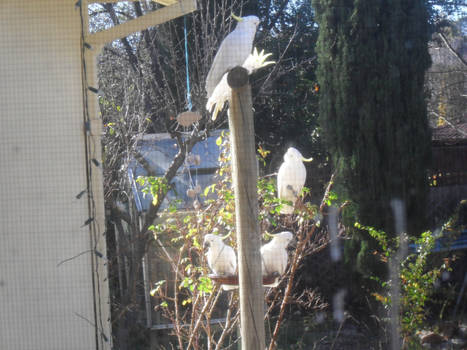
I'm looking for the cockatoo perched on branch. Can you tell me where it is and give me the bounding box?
[206,47,275,120]
[203,234,237,290]
[205,15,260,99]
[277,147,313,214]
[261,231,294,287]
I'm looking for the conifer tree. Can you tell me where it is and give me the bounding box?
[313,0,432,236]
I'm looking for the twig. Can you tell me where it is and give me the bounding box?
[155,238,184,279]
[140,130,204,235]
[173,244,186,350]
[134,150,156,176]
[57,250,93,267]
[268,174,335,350]
[215,293,236,350]
[188,290,201,341]
[74,312,109,342]
[259,21,299,96]
[330,315,346,350]
[202,288,223,350]
[438,32,467,68]
[186,286,220,349]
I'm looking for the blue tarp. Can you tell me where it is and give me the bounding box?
[409,229,467,253]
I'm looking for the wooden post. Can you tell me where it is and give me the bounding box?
[227,67,266,350]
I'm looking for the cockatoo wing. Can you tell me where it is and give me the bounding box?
[222,244,237,275]
[206,240,238,291]
[261,241,288,287]
[261,242,288,276]
[217,244,238,290]
[277,161,306,214]
[205,20,257,98]
[206,73,230,121]
[206,48,275,120]
[207,244,236,275]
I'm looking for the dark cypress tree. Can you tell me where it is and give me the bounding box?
[312,0,432,236]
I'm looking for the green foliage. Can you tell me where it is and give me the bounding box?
[95,1,327,348]
[358,224,450,346]
[150,280,166,297]
[146,135,240,348]
[136,176,169,206]
[147,134,327,349]
[324,190,338,207]
[354,223,395,255]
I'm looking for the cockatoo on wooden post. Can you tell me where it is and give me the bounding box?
[277,147,313,214]
[205,15,260,100]
[261,231,294,287]
[203,234,238,290]
[206,47,275,120]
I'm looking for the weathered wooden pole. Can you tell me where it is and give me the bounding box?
[227,66,266,350]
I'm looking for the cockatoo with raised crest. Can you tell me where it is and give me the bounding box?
[277,147,313,214]
[206,47,275,120]
[203,234,237,290]
[261,231,294,287]
[205,14,260,99]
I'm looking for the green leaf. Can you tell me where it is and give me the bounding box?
[198,276,213,294]
[150,280,166,296]
[152,193,159,206]
[203,184,215,197]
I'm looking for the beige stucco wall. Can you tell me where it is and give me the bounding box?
[0,1,110,349]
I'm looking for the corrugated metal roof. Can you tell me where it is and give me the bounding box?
[432,122,467,143]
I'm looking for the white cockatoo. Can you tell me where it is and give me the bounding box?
[205,15,260,99]
[261,231,294,287]
[203,234,237,290]
[277,147,313,214]
[206,47,275,120]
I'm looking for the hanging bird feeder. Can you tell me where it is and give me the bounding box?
[176,111,201,127]
[175,15,202,128]
[186,188,197,199]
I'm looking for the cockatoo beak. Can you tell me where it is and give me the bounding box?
[302,157,313,163]
[203,241,210,250]
[231,13,243,22]
[220,231,232,240]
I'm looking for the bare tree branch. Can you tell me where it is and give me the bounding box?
[268,173,335,350]
[140,131,205,235]
[438,32,467,68]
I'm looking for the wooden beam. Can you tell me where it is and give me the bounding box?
[85,0,196,46]
[87,0,136,3]
[88,0,177,4]
[227,67,266,350]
